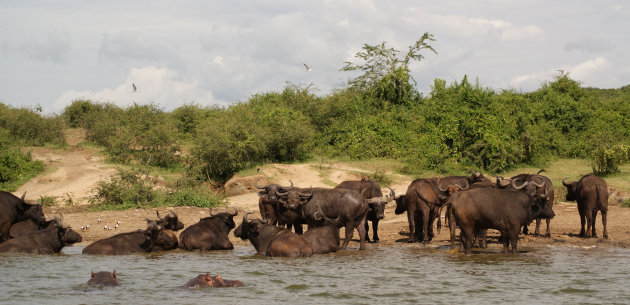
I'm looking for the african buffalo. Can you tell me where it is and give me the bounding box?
[88,271,119,287]
[0,216,82,254]
[277,187,368,250]
[82,220,173,255]
[255,180,294,228]
[562,174,608,238]
[0,192,46,242]
[334,179,395,243]
[234,212,313,257]
[178,207,238,251]
[152,210,185,251]
[497,169,555,236]
[394,179,441,243]
[447,181,554,254]
[182,273,243,288]
[302,212,341,254]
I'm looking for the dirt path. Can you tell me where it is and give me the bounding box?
[14,129,630,251]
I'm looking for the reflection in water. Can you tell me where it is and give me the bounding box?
[0,245,629,304]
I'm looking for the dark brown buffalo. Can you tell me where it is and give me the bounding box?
[151,210,185,251]
[82,220,173,255]
[182,273,243,288]
[497,169,555,236]
[0,216,82,254]
[255,180,295,228]
[302,212,341,254]
[447,182,554,254]
[88,271,119,287]
[277,187,368,250]
[9,218,60,239]
[178,208,238,251]
[0,192,46,242]
[234,212,313,257]
[334,179,394,243]
[562,174,609,239]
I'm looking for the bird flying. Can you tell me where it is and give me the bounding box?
[303,63,312,72]
[132,83,139,92]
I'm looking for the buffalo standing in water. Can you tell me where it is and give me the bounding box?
[0,191,46,242]
[181,273,243,288]
[234,211,313,257]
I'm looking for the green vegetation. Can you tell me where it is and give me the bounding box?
[3,34,630,209]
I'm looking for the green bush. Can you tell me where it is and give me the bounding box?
[592,144,629,175]
[0,103,65,146]
[0,128,45,191]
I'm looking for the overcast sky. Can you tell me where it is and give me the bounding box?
[1,1,628,114]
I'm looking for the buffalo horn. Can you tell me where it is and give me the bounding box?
[156,210,164,220]
[209,208,215,217]
[437,178,448,192]
[562,178,573,187]
[254,179,266,190]
[456,180,470,190]
[21,191,26,201]
[275,180,294,197]
[299,186,313,198]
[228,207,238,216]
[242,211,253,232]
[386,186,395,202]
[313,211,324,221]
[530,177,545,188]
[511,178,529,190]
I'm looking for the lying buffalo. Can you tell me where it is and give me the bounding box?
[302,212,341,254]
[88,271,119,287]
[0,216,82,254]
[447,181,554,254]
[152,210,185,251]
[277,187,368,250]
[182,273,243,288]
[563,174,609,239]
[234,212,313,257]
[178,207,238,251]
[334,179,395,243]
[82,220,174,255]
[0,192,46,242]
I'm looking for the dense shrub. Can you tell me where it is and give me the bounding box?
[0,103,65,146]
[0,128,44,191]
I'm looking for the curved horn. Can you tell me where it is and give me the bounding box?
[254,179,266,190]
[21,192,26,201]
[562,178,572,187]
[471,169,481,177]
[241,211,253,232]
[299,186,313,198]
[386,186,395,202]
[511,178,529,190]
[540,186,548,199]
[228,207,238,216]
[209,208,216,217]
[437,178,448,192]
[530,177,545,188]
[454,180,470,190]
[275,180,294,197]
[156,210,164,220]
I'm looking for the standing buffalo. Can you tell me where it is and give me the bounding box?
[0,216,82,254]
[234,212,313,257]
[447,181,554,254]
[255,180,295,228]
[0,192,46,242]
[182,273,243,288]
[88,271,120,287]
[82,220,173,255]
[334,179,395,243]
[562,174,609,239]
[497,169,555,236]
[302,212,341,254]
[178,207,238,251]
[277,187,368,250]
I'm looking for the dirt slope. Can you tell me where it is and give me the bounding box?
[14,129,630,251]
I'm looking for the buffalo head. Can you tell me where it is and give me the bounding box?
[365,187,395,219]
[562,178,578,201]
[234,211,267,240]
[278,186,313,209]
[156,210,184,231]
[255,180,294,202]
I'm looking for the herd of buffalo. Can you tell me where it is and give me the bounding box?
[0,170,610,286]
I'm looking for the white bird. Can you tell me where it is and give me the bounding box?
[104,225,108,230]
[80,225,85,231]
[132,83,139,92]
[557,69,566,75]
[98,218,101,223]
[86,224,90,230]
[115,223,119,229]
[303,63,312,72]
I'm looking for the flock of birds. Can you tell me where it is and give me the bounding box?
[79,218,120,232]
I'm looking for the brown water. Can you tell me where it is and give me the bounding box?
[1,245,629,304]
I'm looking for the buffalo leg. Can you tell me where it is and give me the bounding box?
[602,210,608,239]
[544,218,551,237]
[591,209,598,238]
[449,208,457,250]
[579,209,587,237]
[341,227,352,250]
[522,223,529,235]
[534,218,542,236]
[357,217,367,250]
[364,221,371,243]
[461,227,474,254]
[509,232,519,254]
[585,209,594,238]
[371,219,379,243]
[407,211,416,243]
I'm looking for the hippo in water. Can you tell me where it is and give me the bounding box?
[87,271,119,287]
[182,273,243,288]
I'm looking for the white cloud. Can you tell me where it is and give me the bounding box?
[52,66,226,113]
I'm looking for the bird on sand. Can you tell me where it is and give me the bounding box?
[303,63,312,72]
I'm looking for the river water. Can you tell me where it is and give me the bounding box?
[1,245,629,305]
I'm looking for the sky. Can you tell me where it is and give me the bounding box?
[1,1,629,114]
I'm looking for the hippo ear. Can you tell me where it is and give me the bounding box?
[91,271,95,278]
[205,273,212,281]
[112,270,117,278]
